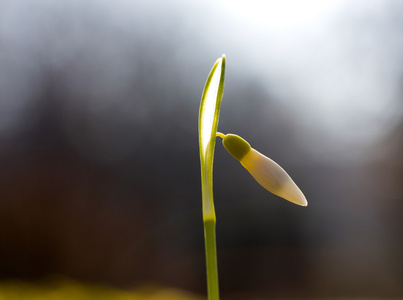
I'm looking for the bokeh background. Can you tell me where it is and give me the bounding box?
[1,0,403,298]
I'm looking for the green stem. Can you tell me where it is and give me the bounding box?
[199,55,225,300]
[204,218,219,300]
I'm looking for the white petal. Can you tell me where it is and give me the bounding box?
[240,149,307,206]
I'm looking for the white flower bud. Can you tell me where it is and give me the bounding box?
[220,133,307,206]
[241,149,307,206]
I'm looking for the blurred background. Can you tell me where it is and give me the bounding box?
[0,0,403,298]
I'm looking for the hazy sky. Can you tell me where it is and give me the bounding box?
[206,0,403,160]
[1,0,402,162]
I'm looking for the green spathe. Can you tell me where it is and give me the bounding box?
[222,134,251,161]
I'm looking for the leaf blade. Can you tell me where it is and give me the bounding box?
[198,55,226,219]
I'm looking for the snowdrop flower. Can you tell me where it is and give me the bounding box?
[217,133,307,206]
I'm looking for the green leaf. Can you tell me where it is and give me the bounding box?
[199,55,226,221]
